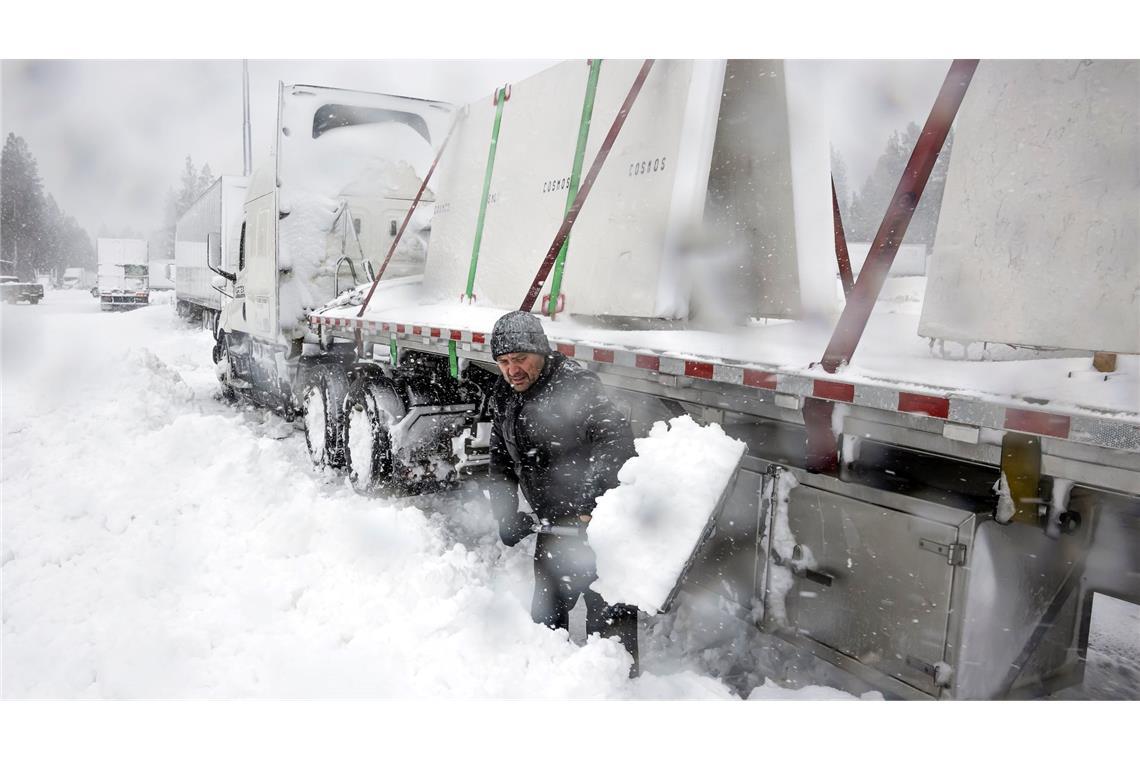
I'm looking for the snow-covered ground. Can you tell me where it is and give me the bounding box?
[1,290,869,699]
[4,291,1136,700]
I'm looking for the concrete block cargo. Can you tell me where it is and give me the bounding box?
[196,59,1139,700]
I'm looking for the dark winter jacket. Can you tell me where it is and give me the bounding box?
[488,352,635,545]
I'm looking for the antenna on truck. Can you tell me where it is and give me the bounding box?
[242,60,252,176]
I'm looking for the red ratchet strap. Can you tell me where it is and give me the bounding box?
[832,176,854,298]
[357,112,463,317]
[820,59,978,372]
[519,59,655,313]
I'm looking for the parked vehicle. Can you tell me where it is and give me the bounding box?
[174,175,248,333]
[62,267,96,290]
[148,258,175,291]
[213,60,1139,699]
[97,238,149,311]
[0,275,43,304]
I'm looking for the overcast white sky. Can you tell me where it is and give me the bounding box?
[1,58,951,238]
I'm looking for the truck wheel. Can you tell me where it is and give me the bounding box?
[302,365,349,469]
[344,377,405,495]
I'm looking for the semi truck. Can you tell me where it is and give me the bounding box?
[174,175,248,332]
[212,60,1139,699]
[97,238,149,311]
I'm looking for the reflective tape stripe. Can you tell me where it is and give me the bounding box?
[684,361,714,379]
[814,379,855,403]
[311,316,1138,451]
[899,392,950,418]
[1005,408,1071,439]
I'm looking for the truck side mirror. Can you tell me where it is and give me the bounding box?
[206,232,236,282]
[211,275,234,298]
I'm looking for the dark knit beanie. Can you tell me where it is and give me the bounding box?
[490,310,551,358]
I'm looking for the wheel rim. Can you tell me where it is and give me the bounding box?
[346,401,376,488]
[304,384,328,467]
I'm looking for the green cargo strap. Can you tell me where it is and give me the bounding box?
[466,85,509,300]
[548,60,602,318]
[389,336,398,366]
[448,340,459,379]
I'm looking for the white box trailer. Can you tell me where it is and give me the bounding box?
[174,175,248,327]
[219,60,1139,699]
[97,238,149,311]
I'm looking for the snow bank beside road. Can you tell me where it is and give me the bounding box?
[1,293,783,698]
[590,416,746,614]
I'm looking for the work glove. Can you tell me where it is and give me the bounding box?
[498,511,536,547]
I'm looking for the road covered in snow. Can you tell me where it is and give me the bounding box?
[2,290,873,699]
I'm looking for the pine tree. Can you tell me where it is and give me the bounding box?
[160,155,214,258]
[831,146,852,226]
[847,122,955,247]
[198,162,215,196]
[1,132,47,279]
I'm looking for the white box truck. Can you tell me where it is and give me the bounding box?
[96,238,149,311]
[62,267,96,290]
[210,60,1139,699]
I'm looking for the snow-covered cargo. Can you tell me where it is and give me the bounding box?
[174,175,248,323]
[97,237,149,311]
[214,60,1139,699]
[423,59,821,321]
[920,60,1139,354]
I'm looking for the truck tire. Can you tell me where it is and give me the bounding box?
[344,376,406,495]
[302,365,350,469]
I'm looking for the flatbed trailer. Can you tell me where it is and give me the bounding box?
[308,282,1139,699]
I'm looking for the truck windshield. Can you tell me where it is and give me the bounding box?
[312,104,431,143]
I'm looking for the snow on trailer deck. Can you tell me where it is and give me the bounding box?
[2,292,879,699]
[312,277,1140,459]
